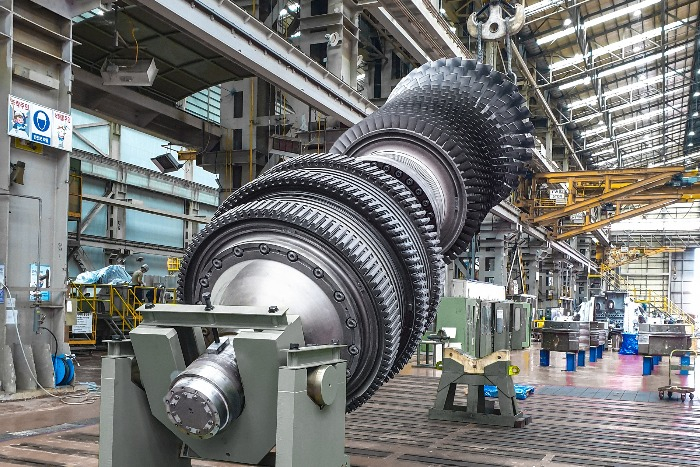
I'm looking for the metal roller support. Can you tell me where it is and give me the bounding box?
[164,337,244,438]
[179,58,533,412]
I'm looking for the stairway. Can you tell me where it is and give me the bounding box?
[600,265,695,327]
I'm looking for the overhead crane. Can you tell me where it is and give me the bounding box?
[515,167,700,241]
[602,246,686,270]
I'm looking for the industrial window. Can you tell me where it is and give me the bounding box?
[309,43,328,68]
[233,91,244,119]
[485,257,495,271]
[310,0,328,16]
[233,129,243,150]
[391,52,410,80]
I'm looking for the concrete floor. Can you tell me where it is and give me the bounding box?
[0,343,698,466]
[406,342,700,393]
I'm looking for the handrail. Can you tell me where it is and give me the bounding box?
[600,265,695,327]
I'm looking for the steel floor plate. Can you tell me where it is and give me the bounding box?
[1,375,699,466]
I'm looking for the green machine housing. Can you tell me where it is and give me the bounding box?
[436,298,531,358]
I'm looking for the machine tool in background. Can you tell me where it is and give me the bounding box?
[100,58,533,466]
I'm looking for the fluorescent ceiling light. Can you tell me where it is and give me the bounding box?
[615,116,683,139]
[613,108,665,128]
[567,95,598,111]
[559,76,591,90]
[592,148,614,157]
[537,27,576,45]
[595,143,664,166]
[582,126,608,138]
[695,91,700,97]
[563,18,572,26]
[549,19,690,72]
[606,88,682,114]
[567,73,673,110]
[537,0,662,45]
[604,74,666,99]
[585,137,612,149]
[649,150,700,167]
[525,0,565,16]
[288,2,299,12]
[598,44,685,78]
[574,111,602,123]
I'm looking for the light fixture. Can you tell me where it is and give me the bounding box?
[573,111,602,123]
[613,108,665,128]
[151,153,184,173]
[563,18,572,26]
[633,9,642,16]
[440,7,446,14]
[691,131,697,136]
[525,0,565,16]
[694,91,700,97]
[694,112,699,117]
[101,58,158,87]
[598,120,605,125]
[550,20,687,72]
[536,0,661,45]
[650,150,700,166]
[581,126,608,138]
[614,117,683,140]
[598,45,685,78]
[537,27,575,45]
[592,148,614,157]
[558,76,591,90]
[690,143,695,147]
[595,143,665,166]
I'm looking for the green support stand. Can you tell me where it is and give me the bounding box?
[428,349,531,428]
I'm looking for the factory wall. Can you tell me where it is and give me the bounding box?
[0,0,73,391]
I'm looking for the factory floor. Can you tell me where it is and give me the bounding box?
[0,343,698,466]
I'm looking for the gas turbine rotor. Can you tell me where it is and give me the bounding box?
[179,58,533,411]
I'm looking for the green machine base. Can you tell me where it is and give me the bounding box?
[428,348,531,428]
[99,305,349,467]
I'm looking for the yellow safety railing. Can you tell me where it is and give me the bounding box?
[600,265,695,328]
[167,257,182,275]
[68,283,178,345]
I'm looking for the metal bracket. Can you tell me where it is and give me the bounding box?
[467,1,525,40]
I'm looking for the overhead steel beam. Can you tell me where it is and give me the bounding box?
[363,6,431,62]
[555,199,678,240]
[82,194,212,224]
[134,0,376,125]
[491,202,596,268]
[511,40,584,170]
[72,69,223,148]
[376,0,469,59]
[72,233,184,256]
[532,171,678,224]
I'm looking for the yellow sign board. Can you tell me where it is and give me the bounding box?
[13,137,43,154]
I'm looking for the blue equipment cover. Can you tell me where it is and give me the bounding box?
[74,265,132,285]
[484,384,536,400]
[619,332,639,355]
